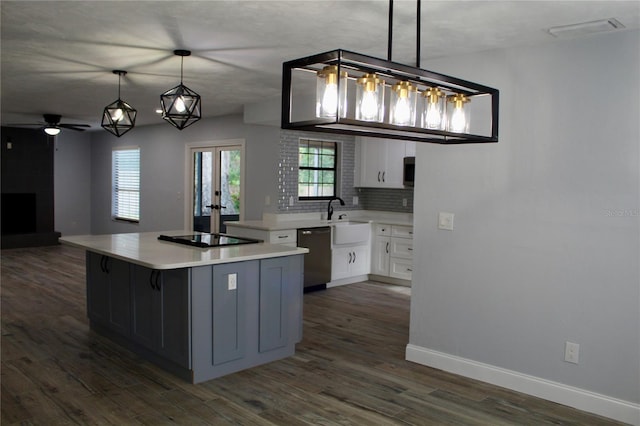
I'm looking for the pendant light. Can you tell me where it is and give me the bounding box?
[421,87,445,130]
[282,0,499,144]
[390,81,417,126]
[316,65,348,119]
[447,93,470,133]
[102,70,137,137]
[160,49,201,130]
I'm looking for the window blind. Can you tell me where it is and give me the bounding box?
[112,147,140,222]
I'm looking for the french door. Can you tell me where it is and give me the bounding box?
[189,143,243,234]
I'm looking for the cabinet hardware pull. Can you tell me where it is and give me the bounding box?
[278,235,287,238]
[382,171,385,182]
[408,247,413,251]
[353,251,356,263]
[101,256,110,274]
[150,270,157,290]
[386,242,389,253]
[155,272,161,291]
[407,268,412,272]
[348,252,353,264]
[377,171,381,182]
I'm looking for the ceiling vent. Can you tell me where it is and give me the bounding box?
[548,18,625,38]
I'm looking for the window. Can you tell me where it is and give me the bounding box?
[112,147,140,222]
[298,139,337,200]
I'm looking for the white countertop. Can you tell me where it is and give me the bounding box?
[226,211,414,231]
[60,231,308,270]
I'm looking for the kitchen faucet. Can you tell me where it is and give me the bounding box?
[327,196,345,221]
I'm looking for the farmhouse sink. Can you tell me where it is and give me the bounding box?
[331,221,370,245]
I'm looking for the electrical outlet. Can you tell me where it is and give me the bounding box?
[353,196,359,206]
[565,341,580,364]
[228,273,237,291]
[289,196,294,206]
[402,198,407,207]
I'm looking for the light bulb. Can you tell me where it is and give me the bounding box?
[175,97,186,113]
[111,108,124,122]
[425,104,442,128]
[450,107,467,133]
[360,91,379,121]
[321,83,338,117]
[393,97,411,125]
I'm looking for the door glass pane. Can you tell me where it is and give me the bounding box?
[193,151,213,233]
[220,149,240,215]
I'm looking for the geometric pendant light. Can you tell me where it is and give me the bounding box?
[101,70,137,137]
[160,49,201,130]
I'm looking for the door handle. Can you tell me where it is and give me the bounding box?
[206,204,227,210]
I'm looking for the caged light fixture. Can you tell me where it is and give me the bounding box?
[160,49,201,130]
[282,0,499,144]
[102,70,137,137]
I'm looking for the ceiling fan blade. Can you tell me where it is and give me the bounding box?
[59,124,90,131]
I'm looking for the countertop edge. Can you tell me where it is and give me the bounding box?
[60,235,309,270]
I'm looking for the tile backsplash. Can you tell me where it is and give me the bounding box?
[278,129,413,214]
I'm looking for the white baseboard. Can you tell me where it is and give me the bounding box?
[405,344,640,425]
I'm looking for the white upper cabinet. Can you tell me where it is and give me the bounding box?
[354,136,415,188]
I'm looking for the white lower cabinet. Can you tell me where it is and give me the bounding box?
[331,245,370,281]
[371,223,413,282]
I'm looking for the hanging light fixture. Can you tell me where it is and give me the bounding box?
[101,70,137,137]
[282,0,499,144]
[160,49,201,130]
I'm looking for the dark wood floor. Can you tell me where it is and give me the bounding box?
[1,244,623,425]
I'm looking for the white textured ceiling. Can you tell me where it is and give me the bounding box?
[1,0,638,130]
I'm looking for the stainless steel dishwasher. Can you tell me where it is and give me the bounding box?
[297,227,331,292]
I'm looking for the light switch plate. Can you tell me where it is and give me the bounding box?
[228,273,237,290]
[438,212,454,231]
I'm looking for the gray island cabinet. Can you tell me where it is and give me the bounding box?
[62,231,307,383]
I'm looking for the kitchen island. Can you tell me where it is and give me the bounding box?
[60,231,308,383]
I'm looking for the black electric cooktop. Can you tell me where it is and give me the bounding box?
[158,233,261,248]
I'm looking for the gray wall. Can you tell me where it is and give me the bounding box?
[409,29,639,404]
[89,114,280,235]
[54,130,92,236]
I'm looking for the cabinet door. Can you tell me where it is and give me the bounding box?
[211,262,250,365]
[86,253,130,335]
[382,142,406,188]
[372,237,391,276]
[259,257,290,353]
[86,252,109,325]
[107,258,131,336]
[131,265,157,351]
[357,137,385,188]
[331,247,351,280]
[350,245,371,276]
[158,269,191,368]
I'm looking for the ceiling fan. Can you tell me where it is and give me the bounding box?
[12,114,91,135]
[40,114,90,135]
